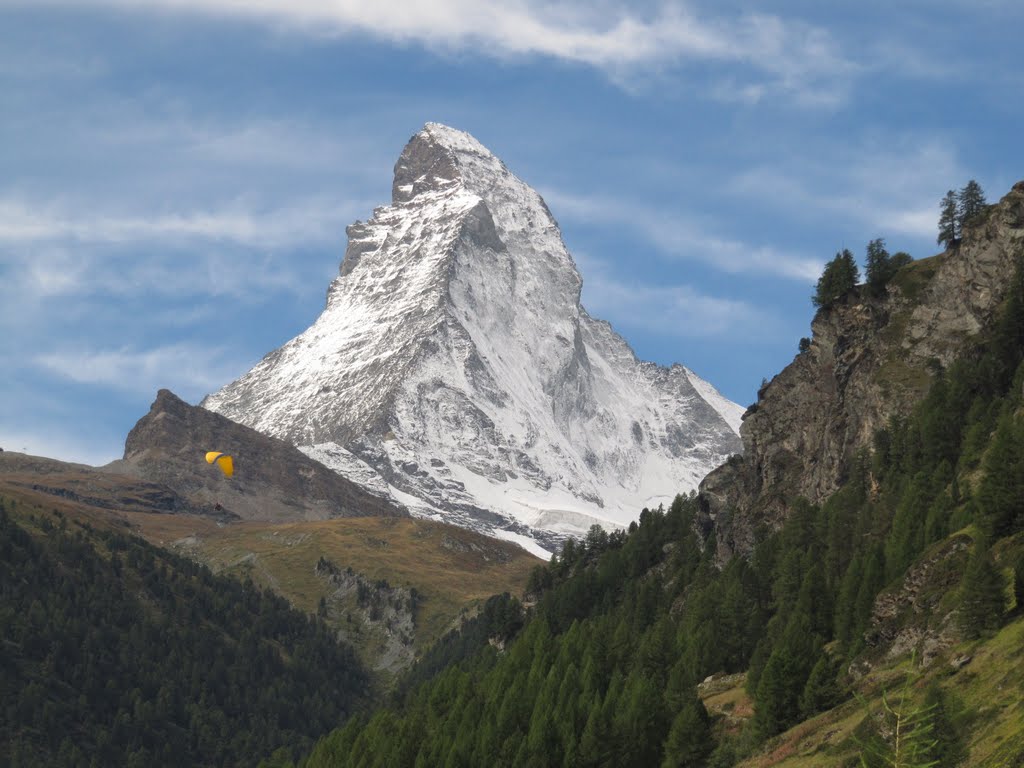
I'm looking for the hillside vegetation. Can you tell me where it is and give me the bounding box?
[0,497,368,767]
[128,512,542,683]
[0,457,542,688]
[285,254,1024,767]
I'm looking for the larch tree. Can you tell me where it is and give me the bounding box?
[958,179,987,225]
[937,190,959,248]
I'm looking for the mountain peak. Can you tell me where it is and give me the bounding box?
[392,123,507,204]
[205,125,742,552]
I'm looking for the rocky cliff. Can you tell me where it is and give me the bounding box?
[701,181,1024,563]
[106,389,404,522]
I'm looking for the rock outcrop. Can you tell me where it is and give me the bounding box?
[701,181,1024,563]
[106,389,405,522]
[863,533,971,668]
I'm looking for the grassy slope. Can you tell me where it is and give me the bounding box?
[0,467,541,682]
[726,617,1024,767]
[131,512,541,653]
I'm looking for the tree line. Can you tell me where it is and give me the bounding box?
[810,179,987,311]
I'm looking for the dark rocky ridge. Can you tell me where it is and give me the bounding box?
[106,389,406,522]
[0,450,199,517]
[701,181,1024,563]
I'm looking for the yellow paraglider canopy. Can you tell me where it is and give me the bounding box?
[205,451,234,478]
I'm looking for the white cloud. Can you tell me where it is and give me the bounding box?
[34,342,247,397]
[0,245,334,354]
[544,189,822,282]
[0,195,356,249]
[577,253,779,339]
[725,137,964,243]
[15,0,855,103]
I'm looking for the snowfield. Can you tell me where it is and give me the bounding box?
[203,123,743,554]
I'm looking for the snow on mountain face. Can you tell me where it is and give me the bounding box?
[202,123,743,554]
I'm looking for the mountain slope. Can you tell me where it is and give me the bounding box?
[106,388,404,523]
[0,495,368,768]
[285,179,1024,768]
[1,444,538,686]
[203,123,742,552]
[701,180,1024,562]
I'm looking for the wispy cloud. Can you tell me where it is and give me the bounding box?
[16,0,856,104]
[34,342,247,397]
[0,195,357,249]
[545,189,822,282]
[725,137,963,243]
[0,244,336,364]
[577,251,780,340]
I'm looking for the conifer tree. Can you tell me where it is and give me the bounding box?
[660,696,713,768]
[957,180,987,225]
[886,472,932,581]
[865,238,892,296]
[975,412,1024,537]
[813,249,860,308]
[799,652,843,718]
[858,676,940,768]
[834,552,864,651]
[958,535,1006,638]
[918,683,967,768]
[937,190,959,248]
[851,546,886,656]
[754,614,819,737]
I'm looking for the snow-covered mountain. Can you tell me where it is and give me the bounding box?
[203,123,743,554]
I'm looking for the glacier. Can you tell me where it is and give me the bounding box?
[203,123,743,554]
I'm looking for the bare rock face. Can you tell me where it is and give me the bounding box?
[864,533,971,667]
[203,124,743,551]
[106,389,405,522]
[0,449,197,517]
[701,182,1024,563]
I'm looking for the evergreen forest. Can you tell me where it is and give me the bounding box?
[0,505,369,767]
[4,192,1024,767]
[287,258,1024,767]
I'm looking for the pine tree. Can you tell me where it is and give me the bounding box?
[937,190,959,248]
[813,249,860,309]
[958,180,987,226]
[975,412,1024,537]
[799,652,843,717]
[858,679,940,768]
[886,472,932,581]
[660,696,713,768]
[865,238,892,296]
[834,552,864,652]
[850,546,886,657]
[918,683,967,768]
[754,614,819,737]
[958,536,1006,638]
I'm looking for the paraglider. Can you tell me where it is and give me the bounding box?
[205,451,234,478]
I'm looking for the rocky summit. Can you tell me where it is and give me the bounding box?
[203,123,742,553]
[107,389,403,523]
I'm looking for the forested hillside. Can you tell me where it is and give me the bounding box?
[289,253,1024,767]
[0,500,369,767]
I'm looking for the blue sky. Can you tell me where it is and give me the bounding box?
[1,0,1021,465]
